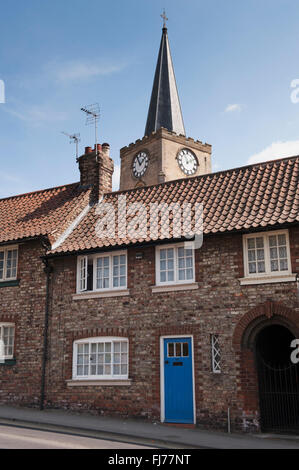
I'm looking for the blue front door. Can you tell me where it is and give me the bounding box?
[163,337,194,424]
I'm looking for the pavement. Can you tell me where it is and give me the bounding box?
[0,404,299,449]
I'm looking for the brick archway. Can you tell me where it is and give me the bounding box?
[232,300,299,352]
[232,301,299,432]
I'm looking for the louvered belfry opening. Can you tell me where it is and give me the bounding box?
[256,324,299,433]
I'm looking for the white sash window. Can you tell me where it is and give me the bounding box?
[244,230,291,278]
[0,246,18,281]
[77,251,127,293]
[156,244,195,285]
[0,324,15,360]
[73,337,129,380]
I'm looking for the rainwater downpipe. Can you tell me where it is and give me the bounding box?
[40,258,53,410]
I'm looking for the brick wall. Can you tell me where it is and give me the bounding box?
[41,226,299,431]
[0,239,47,406]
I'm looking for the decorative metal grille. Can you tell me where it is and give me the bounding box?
[211,334,221,373]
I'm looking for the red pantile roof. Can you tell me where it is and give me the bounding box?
[49,156,299,255]
[0,182,91,246]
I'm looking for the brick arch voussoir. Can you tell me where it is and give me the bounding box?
[232,301,299,351]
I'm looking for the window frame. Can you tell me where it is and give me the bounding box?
[72,337,129,381]
[0,245,18,282]
[243,230,292,279]
[0,323,15,360]
[155,243,195,286]
[77,250,127,293]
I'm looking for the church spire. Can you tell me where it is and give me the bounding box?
[144,15,186,137]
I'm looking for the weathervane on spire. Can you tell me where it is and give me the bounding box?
[161,9,168,28]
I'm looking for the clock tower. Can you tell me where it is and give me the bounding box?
[119,19,212,191]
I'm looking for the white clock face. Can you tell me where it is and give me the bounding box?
[132,151,149,178]
[177,149,198,176]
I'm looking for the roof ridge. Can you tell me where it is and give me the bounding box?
[0,181,81,203]
[106,154,299,198]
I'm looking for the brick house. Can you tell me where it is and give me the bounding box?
[0,25,299,433]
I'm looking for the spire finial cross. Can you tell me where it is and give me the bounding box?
[161,9,168,28]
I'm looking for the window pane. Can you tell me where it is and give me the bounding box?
[249,262,256,274]
[256,237,264,249]
[280,259,288,271]
[168,343,174,357]
[247,239,255,249]
[175,343,182,357]
[257,261,265,273]
[270,247,278,259]
[182,343,189,357]
[278,234,286,245]
[178,270,185,281]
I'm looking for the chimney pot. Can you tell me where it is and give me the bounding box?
[85,146,92,154]
[94,144,102,152]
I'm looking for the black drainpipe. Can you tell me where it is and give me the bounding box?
[40,257,53,410]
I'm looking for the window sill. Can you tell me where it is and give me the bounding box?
[239,274,297,286]
[73,289,130,300]
[151,282,198,293]
[0,358,16,366]
[0,280,20,288]
[66,379,132,387]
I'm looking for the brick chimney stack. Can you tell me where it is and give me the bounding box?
[78,143,114,203]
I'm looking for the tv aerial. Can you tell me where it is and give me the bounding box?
[81,103,100,160]
[61,131,81,161]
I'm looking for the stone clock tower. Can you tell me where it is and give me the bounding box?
[119,21,212,191]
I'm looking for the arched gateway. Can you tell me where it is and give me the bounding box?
[233,301,299,433]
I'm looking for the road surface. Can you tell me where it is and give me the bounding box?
[0,424,153,449]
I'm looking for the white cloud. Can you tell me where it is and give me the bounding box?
[225,103,242,113]
[3,105,68,126]
[248,140,299,164]
[46,59,126,82]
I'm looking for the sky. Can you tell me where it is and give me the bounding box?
[1,0,299,198]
